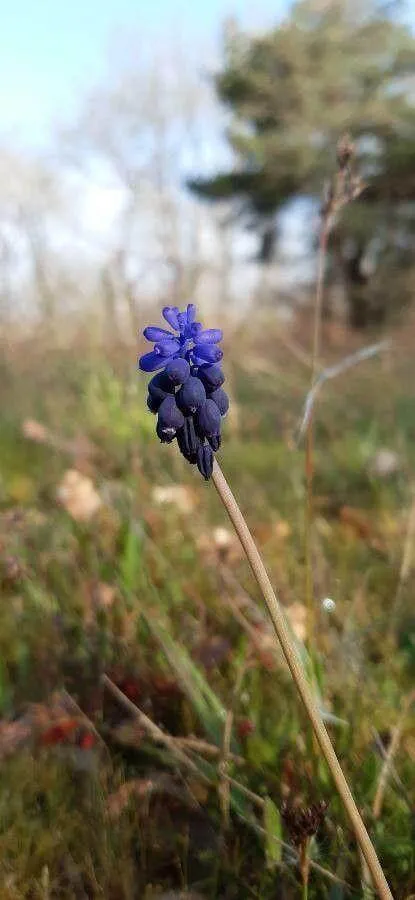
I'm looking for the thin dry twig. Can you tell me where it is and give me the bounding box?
[360,692,414,895]
[372,690,415,820]
[101,674,210,784]
[61,688,109,756]
[371,731,410,807]
[298,340,391,440]
[390,489,415,624]
[175,736,244,765]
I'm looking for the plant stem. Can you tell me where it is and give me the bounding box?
[304,411,315,645]
[211,459,393,900]
[300,841,310,900]
[311,223,329,385]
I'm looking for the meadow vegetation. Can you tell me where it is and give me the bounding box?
[0,310,413,898]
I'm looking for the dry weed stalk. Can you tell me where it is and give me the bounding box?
[306,134,365,643]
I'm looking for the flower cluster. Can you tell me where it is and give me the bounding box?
[138,304,229,479]
[281,800,328,847]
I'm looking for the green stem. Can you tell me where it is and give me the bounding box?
[211,459,393,900]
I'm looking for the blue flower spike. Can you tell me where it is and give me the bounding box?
[138,304,228,479]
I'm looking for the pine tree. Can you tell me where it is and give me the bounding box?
[189,0,415,327]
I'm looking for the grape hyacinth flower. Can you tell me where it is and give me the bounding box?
[138,304,228,479]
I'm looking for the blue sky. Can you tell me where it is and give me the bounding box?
[0,0,290,147]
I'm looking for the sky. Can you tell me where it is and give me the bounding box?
[0,0,290,147]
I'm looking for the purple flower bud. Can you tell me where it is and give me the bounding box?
[194,328,223,345]
[208,432,221,452]
[147,394,160,414]
[155,339,180,357]
[164,357,190,386]
[198,364,225,391]
[195,344,223,363]
[143,326,174,342]
[156,421,177,443]
[148,371,174,403]
[196,399,222,439]
[139,350,166,373]
[176,376,206,415]
[162,305,180,330]
[209,387,229,416]
[196,443,214,480]
[177,417,200,463]
[158,396,185,430]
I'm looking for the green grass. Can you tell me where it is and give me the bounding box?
[0,331,413,898]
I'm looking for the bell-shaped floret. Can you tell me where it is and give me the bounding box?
[198,364,225,391]
[208,387,229,416]
[164,357,190,386]
[156,396,185,441]
[177,417,200,464]
[196,443,214,480]
[148,371,174,404]
[176,376,206,415]
[196,399,221,438]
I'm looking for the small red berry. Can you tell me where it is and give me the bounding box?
[237,718,255,739]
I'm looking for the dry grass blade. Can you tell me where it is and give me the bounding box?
[372,690,415,820]
[361,690,415,897]
[390,489,415,624]
[218,660,247,830]
[101,674,210,784]
[298,340,391,440]
[175,736,244,765]
[60,688,109,756]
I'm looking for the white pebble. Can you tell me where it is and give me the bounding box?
[322,597,336,612]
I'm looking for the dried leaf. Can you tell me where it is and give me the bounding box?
[57,469,102,522]
[83,580,117,626]
[339,506,386,553]
[152,484,196,514]
[107,778,154,818]
[368,448,400,478]
[22,418,49,443]
[196,526,243,565]
[286,602,307,642]
[339,506,373,541]
[273,519,292,540]
[0,718,32,759]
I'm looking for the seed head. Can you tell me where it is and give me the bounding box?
[281,800,328,846]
